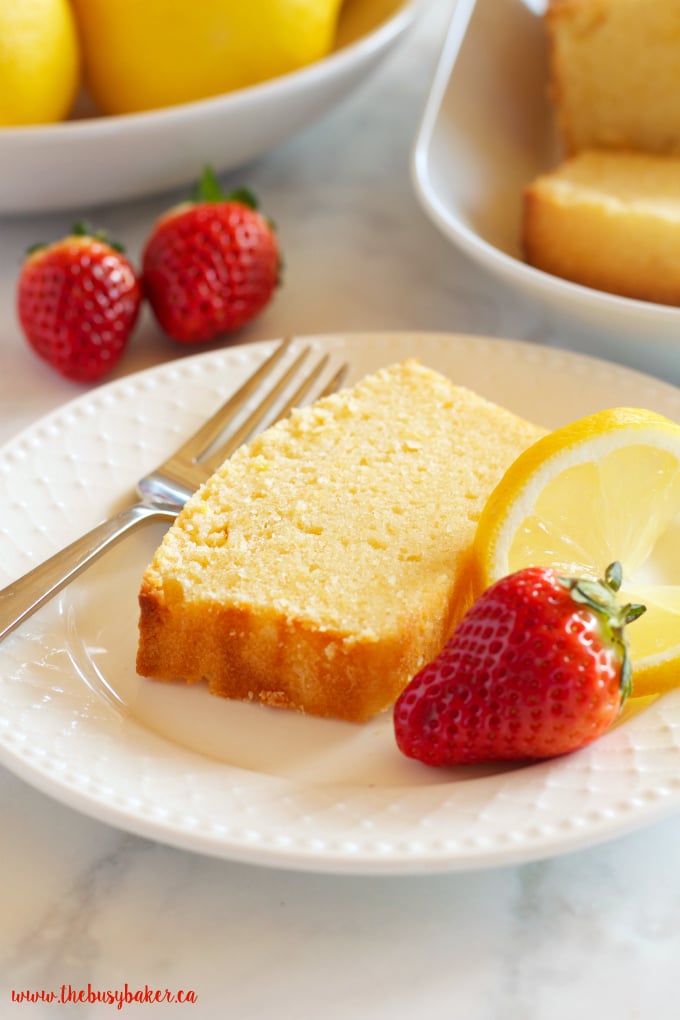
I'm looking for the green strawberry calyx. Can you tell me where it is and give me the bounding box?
[71,220,125,252]
[190,164,259,211]
[25,220,125,258]
[557,560,646,702]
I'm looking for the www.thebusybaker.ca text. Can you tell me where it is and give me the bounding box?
[10,983,198,1009]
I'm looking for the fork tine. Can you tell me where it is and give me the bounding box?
[202,349,327,471]
[200,348,349,473]
[178,335,293,463]
[267,352,332,426]
[198,344,311,469]
[315,361,350,400]
[246,356,350,439]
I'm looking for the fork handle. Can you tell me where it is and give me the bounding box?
[0,503,176,643]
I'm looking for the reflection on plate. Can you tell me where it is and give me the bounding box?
[0,0,421,216]
[3,332,680,875]
[411,0,680,377]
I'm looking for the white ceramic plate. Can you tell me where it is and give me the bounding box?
[3,332,680,875]
[411,0,680,370]
[0,0,421,216]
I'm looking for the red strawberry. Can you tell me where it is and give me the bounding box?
[394,562,645,766]
[142,166,280,343]
[17,223,142,384]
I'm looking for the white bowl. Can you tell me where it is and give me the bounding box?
[0,0,422,216]
[411,0,680,379]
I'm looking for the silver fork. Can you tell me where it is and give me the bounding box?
[0,338,348,643]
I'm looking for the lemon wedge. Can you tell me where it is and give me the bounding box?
[471,407,680,697]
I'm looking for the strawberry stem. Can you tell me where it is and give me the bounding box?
[73,220,124,251]
[227,186,259,210]
[25,221,125,259]
[191,165,223,203]
[191,164,259,210]
[558,561,646,703]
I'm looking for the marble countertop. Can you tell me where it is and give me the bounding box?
[3,1,680,1017]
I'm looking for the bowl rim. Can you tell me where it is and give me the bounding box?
[0,0,425,140]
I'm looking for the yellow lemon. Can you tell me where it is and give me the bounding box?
[0,0,80,126]
[71,0,345,116]
[471,407,680,698]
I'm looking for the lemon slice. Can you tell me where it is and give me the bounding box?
[471,407,680,697]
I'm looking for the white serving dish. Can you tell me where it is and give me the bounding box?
[412,0,680,378]
[0,0,422,216]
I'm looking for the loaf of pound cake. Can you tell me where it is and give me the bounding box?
[523,149,680,305]
[546,0,680,155]
[136,359,545,722]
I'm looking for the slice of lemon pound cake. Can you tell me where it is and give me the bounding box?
[546,0,680,156]
[523,149,680,304]
[136,359,545,722]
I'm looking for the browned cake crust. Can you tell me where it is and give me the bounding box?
[137,359,545,722]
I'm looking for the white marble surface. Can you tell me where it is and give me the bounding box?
[3,1,680,1017]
